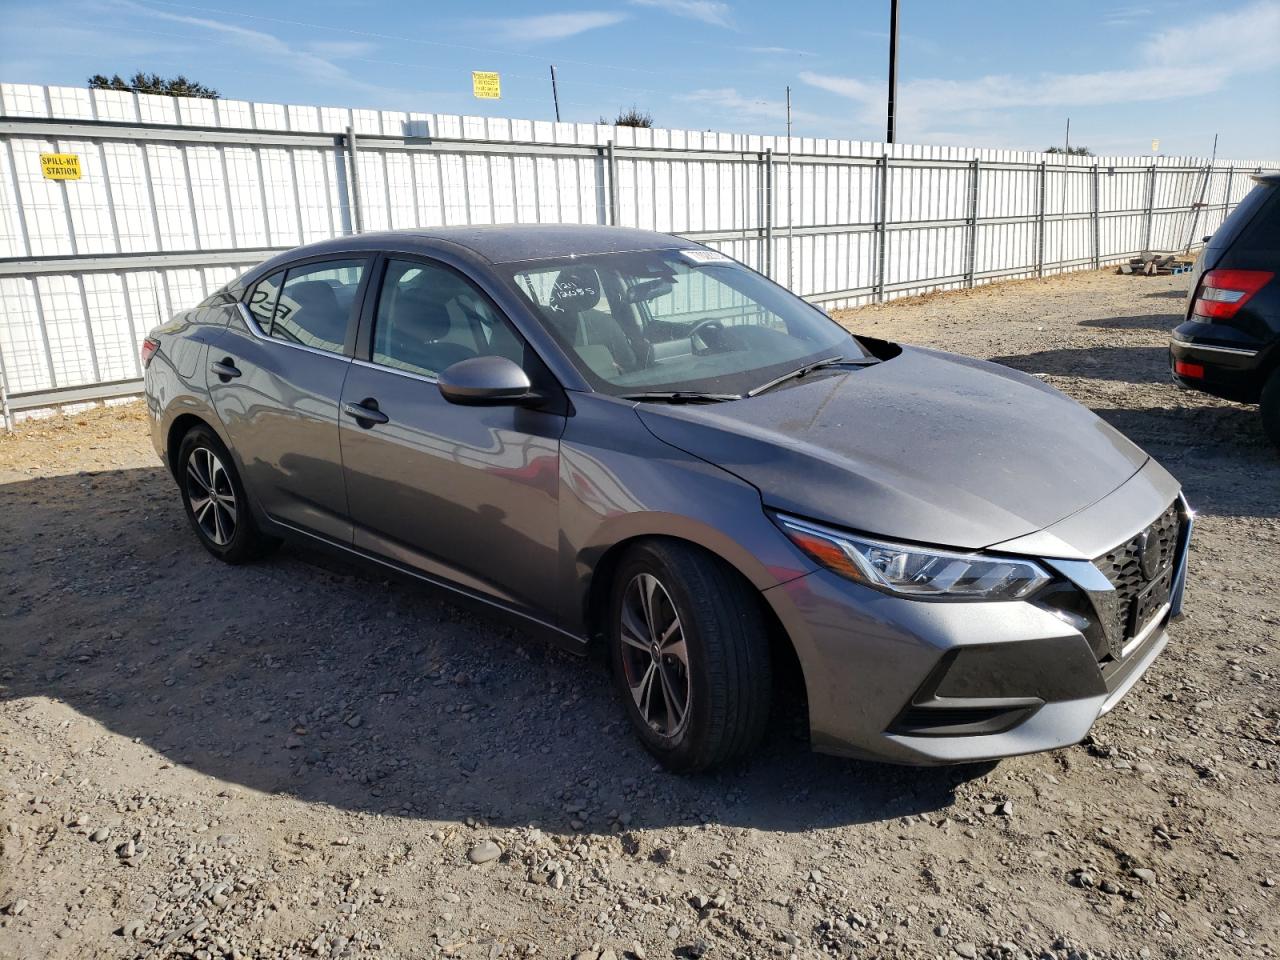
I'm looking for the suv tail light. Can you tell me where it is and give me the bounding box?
[141,337,160,368]
[1192,269,1273,320]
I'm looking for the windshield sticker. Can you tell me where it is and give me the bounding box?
[679,249,733,265]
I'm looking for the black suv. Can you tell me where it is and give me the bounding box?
[1171,172,1280,448]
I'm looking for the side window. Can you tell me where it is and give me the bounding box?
[247,270,283,332]
[372,258,525,377]
[270,260,366,353]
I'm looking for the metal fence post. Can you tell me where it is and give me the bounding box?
[345,126,364,234]
[964,158,979,288]
[0,345,12,434]
[1184,163,1212,253]
[1090,163,1101,269]
[606,140,618,226]
[1036,161,1046,278]
[1141,163,1155,254]
[875,154,889,302]
[1219,165,1235,237]
[763,147,774,278]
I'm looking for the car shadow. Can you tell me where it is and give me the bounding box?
[1091,403,1280,517]
[1077,312,1181,332]
[0,466,984,836]
[990,345,1170,384]
[1144,289,1189,300]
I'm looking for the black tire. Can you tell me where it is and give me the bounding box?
[1262,370,1280,451]
[177,424,278,564]
[609,540,772,773]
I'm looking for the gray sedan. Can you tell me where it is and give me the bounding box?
[142,225,1192,771]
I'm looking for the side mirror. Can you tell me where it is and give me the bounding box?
[438,355,539,406]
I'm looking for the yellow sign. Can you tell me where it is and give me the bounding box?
[41,153,82,180]
[471,71,501,100]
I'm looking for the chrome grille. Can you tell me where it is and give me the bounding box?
[1092,501,1182,652]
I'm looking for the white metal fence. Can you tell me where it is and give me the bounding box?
[1,81,1275,420]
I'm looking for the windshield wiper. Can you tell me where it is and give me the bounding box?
[746,355,878,398]
[619,391,743,403]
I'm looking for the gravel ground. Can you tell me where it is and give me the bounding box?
[1,269,1277,960]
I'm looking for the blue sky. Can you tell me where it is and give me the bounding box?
[2,0,1278,158]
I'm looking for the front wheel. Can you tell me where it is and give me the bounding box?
[609,540,772,773]
[1261,370,1280,451]
[177,425,277,563]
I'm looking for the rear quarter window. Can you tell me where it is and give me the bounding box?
[1229,186,1280,263]
[1209,183,1275,259]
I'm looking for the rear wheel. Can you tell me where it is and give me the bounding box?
[609,540,772,773]
[1262,370,1280,451]
[177,425,277,563]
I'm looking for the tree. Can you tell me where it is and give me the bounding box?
[601,107,654,128]
[1045,145,1093,156]
[88,72,220,99]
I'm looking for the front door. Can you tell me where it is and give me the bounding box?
[338,256,565,618]
[209,257,370,542]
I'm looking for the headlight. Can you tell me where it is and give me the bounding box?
[775,514,1051,601]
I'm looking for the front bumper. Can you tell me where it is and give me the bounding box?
[763,494,1192,765]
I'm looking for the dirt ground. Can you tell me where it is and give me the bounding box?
[1,269,1277,960]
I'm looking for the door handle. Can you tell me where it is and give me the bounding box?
[210,358,241,380]
[342,399,389,426]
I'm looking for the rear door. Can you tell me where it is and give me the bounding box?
[209,256,372,542]
[338,254,566,617]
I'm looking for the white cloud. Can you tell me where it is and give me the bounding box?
[800,0,1280,140]
[305,40,376,60]
[630,0,733,28]
[482,11,628,43]
[677,87,830,128]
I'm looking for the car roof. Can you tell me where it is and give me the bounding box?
[263,224,704,267]
[1251,172,1280,187]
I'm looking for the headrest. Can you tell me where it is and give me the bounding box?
[392,286,452,341]
[288,280,341,314]
[548,268,602,315]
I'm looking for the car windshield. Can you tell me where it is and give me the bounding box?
[503,248,869,397]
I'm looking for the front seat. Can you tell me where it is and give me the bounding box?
[546,268,637,373]
[383,286,477,375]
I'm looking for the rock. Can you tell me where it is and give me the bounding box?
[1101,879,1122,895]
[1132,868,1157,884]
[216,834,237,848]
[935,924,950,937]
[89,827,110,842]
[953,943,978,959]
[998,800,1013,816]
[120,918,145,939]
[467,840,502,864]
[6,898,29,916]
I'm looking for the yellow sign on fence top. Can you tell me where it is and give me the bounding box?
[471,71,501,100]
[41,153,81,181]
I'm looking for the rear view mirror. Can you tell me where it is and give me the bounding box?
[623,279,674,304]
[438,355,539,406]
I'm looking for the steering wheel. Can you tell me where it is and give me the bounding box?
[689,318,728,356]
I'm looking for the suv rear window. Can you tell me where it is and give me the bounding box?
[1208,181,1276,257]
[1230,185,1279,261]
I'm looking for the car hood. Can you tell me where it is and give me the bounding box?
[635,345,1150,550]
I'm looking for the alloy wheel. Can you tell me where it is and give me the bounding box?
[619,573,691,739]
[186,446,237,547]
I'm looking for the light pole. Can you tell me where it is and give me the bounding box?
[886,0,899,143]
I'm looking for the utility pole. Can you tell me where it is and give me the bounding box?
[550,65,561,122]
[886,0,899,142]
